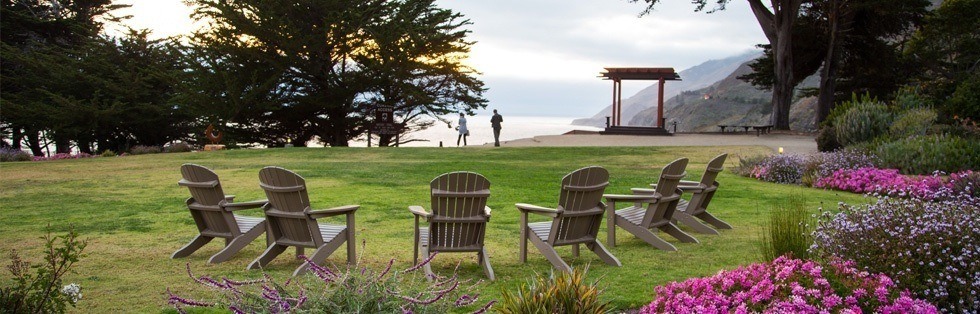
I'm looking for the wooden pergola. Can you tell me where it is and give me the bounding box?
[599,67,680,135]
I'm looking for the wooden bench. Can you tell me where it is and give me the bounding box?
[752,125,773,136]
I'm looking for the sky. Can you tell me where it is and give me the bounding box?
[110,0,766,118]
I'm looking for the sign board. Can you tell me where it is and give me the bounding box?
[371,106,402,135]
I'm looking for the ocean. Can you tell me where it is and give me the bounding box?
[354,115,603,147]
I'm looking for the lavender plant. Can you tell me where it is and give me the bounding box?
[750,154,807,184]
[167,249,493,314]
[0,147,32,162]
[812,197,979,313]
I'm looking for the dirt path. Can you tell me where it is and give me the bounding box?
[486,132,818,154]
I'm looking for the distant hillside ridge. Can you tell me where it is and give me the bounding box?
[572,50,762,128]
[629,61,819,132]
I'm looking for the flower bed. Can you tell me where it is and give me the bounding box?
[642,256,936,314]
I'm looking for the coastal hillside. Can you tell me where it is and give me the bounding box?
[572,51,762,128]
[630,61,818,132]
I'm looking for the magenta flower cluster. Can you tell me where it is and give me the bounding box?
[814,167,908,194]
[642,256,937,314]
[815,168,979,205]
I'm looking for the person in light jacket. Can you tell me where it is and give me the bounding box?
[456,112,468,146]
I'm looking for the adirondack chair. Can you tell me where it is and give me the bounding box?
[248,167,357,276]
[517,166,620,272]
[604,158,698,251]
[173,164,268,263]
[409,172,494,281]
[671,154,731,234]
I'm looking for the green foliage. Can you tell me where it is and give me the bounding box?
[99,150,116,158]
[888,107,937,139]
[948,72,980,120]
[731,154,767,178]
[0,226,87,314]
[876,134,980,174]
[128,145,161,155]
[497,268,611,314]
[832,95,893,146]
[759,196,813,261]
[815,126,842,152]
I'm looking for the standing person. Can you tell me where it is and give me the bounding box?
[456,112,468,146]
[490,109,503,147]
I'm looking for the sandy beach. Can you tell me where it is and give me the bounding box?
[484,132,818,154]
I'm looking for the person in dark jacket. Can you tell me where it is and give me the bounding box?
[490,109,503,147]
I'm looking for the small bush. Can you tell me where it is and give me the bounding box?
[0,226,87,314]
[812,197,979,312]
[167,251,492,313]
[496,267,611,314]
[128,145,161,155]
[833,96,894,146]
[99,150,116,157]
[889,108,938,139]
[876,134,980,174]
[760,196,813,261]
[808,149,879,181]
[32,153,95,162]
[642,256,937,313]
[750,154,806,184]
[731,154,766,178]
[163,142,193,153]
[815,125,842,152]
[0,147,33,162]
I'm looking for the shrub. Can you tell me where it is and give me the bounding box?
[760,196,813,261]
[163,142,193,153]
[496,267,610,314]
[812,197,979,312]
[750,154,806,184]
[167,252,492,314]
[889,108,937,139]
[128,145,161,155]
[99,150,116,157]
[642,256,937,313]
[816,126,842,152]
[808,149,878,181]
[32,153,95,162]
[876,134,980,174]
[0,226,87,314]
[833,96,894,146]
[731,154,766,178]
[0,147,33,162]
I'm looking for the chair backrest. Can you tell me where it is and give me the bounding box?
[428,172,491,251]
[688,154,727,215]
[642,158,689,226]
[258,167,322,248]
[178,164,238,237]
[549,166,609,246]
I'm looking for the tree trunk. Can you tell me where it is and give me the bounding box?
[25,131,44,156]
[12,128,23,149]
[771,8,796,130]
[817,0,848,126]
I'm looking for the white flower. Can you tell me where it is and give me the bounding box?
[61,283,82,304]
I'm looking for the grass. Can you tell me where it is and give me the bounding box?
[0,146,866,312]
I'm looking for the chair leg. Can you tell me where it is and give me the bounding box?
[528,236,571,273]
[572,244,580,257]
[697,212,733,229]
[209,222,266,263]
[248,244,288,270]
[674,212,720,235]
[480,248,495,281]
[172,235,213,259]
[586,241,621,267]
[660,223,699,244]
[294,240,344,277]
[295,247,304,259]
[420,246,435,282]
[519,225,528,263]
[616,219,677,251]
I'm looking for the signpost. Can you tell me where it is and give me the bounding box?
[368,106,403,147]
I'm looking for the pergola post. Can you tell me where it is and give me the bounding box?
[657,77,665,128]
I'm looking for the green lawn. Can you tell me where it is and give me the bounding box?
[0,146,866,312]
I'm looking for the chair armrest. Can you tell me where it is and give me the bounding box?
[630,188,661,197]
[603,194,659,202]
[678,180,700,186]
[516,203,559,217]
[224,195,236,202]
[484,206,492,217]
[408,205,432,218]
[678,184,706,192]
[307,205,359,219]
[223,199,268,211]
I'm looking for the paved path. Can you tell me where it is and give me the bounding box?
[485,132,818,154]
